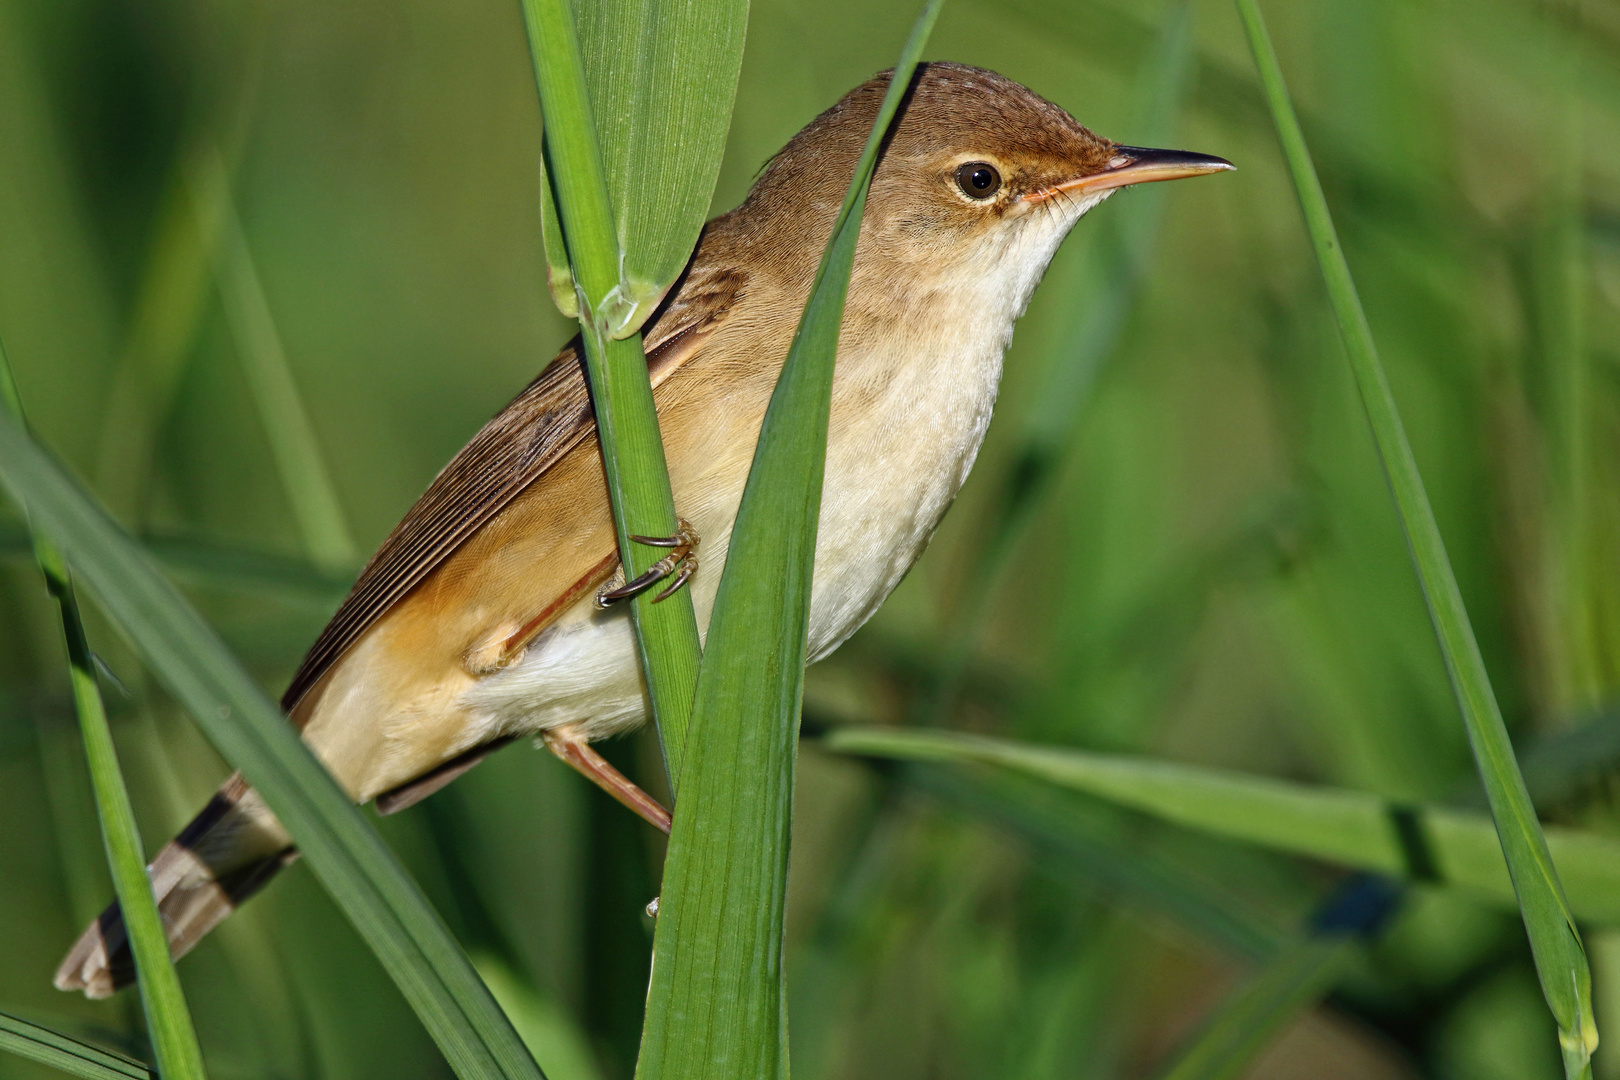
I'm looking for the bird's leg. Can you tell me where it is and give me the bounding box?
[541,726,671,834]
[596,519,699,606]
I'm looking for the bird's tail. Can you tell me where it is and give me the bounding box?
[55,773,297,999]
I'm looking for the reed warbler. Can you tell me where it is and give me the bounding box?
[58,61,1230,997]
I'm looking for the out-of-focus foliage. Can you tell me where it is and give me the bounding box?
[0,0,1616,1078]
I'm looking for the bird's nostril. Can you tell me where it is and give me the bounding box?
[1106,154,1132,170]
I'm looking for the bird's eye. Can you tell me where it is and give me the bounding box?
[954,161,1001,199]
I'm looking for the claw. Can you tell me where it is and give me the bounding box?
[651,555,696,603]
[596,518,699,607]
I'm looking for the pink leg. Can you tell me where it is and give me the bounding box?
[541,727,671,834]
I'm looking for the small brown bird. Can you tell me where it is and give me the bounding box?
[57,62,1229,996]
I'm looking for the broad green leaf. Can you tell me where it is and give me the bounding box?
[0,1010,151,1080]
[635,5,942,1077]
[535,0,749,336]
[1235,2,1595,1074]
[519,0,704,777]
[824,727,1620,926]
[0,410,544,1080]
[0,340,207,1080]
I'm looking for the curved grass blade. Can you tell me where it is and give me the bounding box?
[920,0,1196,718]
[0,1011,151,1080]
[634,5,943,1077]
[824,727,1620,926]
[519,0,703,780]
[0,341,206,1080]
[474,955,604,1080]
[533,0,748,335]
[91,146,228,523]
[895,762,1282,960]
[1156,877,1400,1080]
[1158,938,1356,1080]
[0,415,543,1079]
[1234,2,1596,1073]
[203,150,358,575]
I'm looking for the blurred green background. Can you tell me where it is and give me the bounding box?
[1,0,1617,1077]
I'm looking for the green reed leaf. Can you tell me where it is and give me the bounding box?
[0,411,544,1080]
[534,0,748,335]
[826,727,1620,926]
[519,0,704,780]
[1234,1,1595,1074]
[634,4,942,1076]
[0,1010,151,1080]
[0,340,207,1080]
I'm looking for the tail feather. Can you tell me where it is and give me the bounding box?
[55,773,297,999]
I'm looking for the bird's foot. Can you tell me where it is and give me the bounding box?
[541,726,671,833]
[595,518,699,607]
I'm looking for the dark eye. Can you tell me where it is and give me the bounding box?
[954,161,1001,199]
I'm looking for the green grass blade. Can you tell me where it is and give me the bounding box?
[1157,938,1356,1080]
[1,524,351,602]
[1157,876,1398,1080]
[0,1011,152,1080]
[474,955,604,1080]
[0,344,207,1080]
[825,728,1620,926]
[635,5,942,1076]
[921,0,1195,715]
[532,0,748,334]
[519,0,704,780]
[91,145,228,524]
[203,151,359,575]
[894,763,1283,959]
[1234,1,1596,1073]
[0,413,544,1079]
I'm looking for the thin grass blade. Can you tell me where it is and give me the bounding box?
[204,150,358,575]
[475,955,604,1080]
[825,727,1620,926]
[519,0,704,779]
[1157,939,1356,1080]
[922,0,1196,715]
[0,413,544,1079]
[91,147,228,523]
[896,762,1282,959]
[0,1011,151,1080]
[1234,2,1595,1073]
[0,341,207,1080]
[1156,875,1400,1080]
[634,5,942,1076]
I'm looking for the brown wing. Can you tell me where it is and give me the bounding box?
[281,260,748,713]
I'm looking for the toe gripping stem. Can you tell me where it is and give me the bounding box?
[596,518,699,607]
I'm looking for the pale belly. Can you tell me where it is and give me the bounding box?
[455,335,1003,746]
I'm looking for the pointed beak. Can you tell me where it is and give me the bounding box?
[1028,145,1234,202]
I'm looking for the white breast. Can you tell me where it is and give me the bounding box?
[806,311,1005,660]
[459,193,1101,742]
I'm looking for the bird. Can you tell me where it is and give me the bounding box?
[56,61,1231,997]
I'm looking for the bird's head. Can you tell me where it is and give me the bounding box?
[733,62,1232,310]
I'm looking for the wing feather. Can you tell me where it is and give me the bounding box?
[281,261,746,713]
